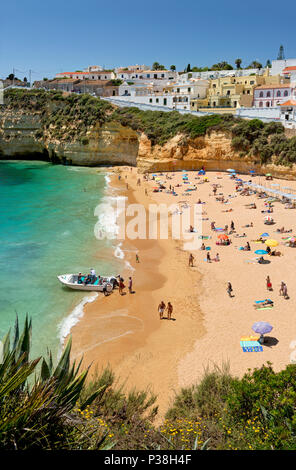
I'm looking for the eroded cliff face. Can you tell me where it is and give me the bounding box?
[0,109,139,166]
[1,108,296,179]
[137,131,296,179]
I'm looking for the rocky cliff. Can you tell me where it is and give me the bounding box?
[137,131,296,179]
[1,106,296,180]
[0,108,139,166]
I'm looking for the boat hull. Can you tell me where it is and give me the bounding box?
[57,274,115,292]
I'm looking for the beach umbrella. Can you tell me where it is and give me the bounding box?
[152,173,158,176]
[252,321,273,335]
[260,233,269,237]
[264,216,273,221]
[218,234,229,240]
[227,169,236,172]
[265,173,272,177]
[265,239,278,247]
[255,249,268,255]
[249,170,255,173]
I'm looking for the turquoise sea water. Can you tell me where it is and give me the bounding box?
[0,161,121,359]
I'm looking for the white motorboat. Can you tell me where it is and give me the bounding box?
[57,273,118,292]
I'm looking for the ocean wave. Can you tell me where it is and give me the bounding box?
[58,293,99,351]
[94,195,126,240]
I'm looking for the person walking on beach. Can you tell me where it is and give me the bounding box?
[266,276,272,291]
[128,276,133,294]
[167,302,173,320]
[136,253,140,263]
[206,251,211,263]
[189,253,194,267]
[158,301,165,320]
[227,282,233,297]
[279,281,285,296]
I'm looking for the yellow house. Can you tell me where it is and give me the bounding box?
[190,70,289,112]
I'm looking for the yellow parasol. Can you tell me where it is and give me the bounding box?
[265,239,278,247]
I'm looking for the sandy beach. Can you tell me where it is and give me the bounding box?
[71,166,296,420]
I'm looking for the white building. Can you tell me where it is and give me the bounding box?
[179,68,265,82]
[270,59,296,76]
[253,84,296,108]
[55,70,115,80]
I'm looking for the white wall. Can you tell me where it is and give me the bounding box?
[270,59,296,76]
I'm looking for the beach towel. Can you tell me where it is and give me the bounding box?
[240,339,263,352]
[255,306,274,310]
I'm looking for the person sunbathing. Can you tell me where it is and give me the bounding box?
[270,250,282,256]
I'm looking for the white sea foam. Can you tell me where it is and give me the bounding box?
[114,242,124,259]
[94,195,127,240]
[125,260,135,272]
[58,292,99,351]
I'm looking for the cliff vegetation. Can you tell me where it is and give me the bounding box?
[2,88,296,169]
[1,317,296,450]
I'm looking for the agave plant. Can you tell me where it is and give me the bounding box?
[0,315,104,449]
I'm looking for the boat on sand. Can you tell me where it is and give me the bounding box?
[57,273,117,292]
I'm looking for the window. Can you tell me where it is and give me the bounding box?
[266,91,271,97]
[156,98,159,103]
[250,81,254,84]
[163,98,167,105]
[266,101,270,107]
[149,98,152,103]
[259,91,263,97]
[188,88,191,93]
[259,101,263,107]
[247,90,250,94]
[147,74,150,78]
[213,84,216,88]
[177,88,180,93]
[161,74,164,78]
[284,90,289,96]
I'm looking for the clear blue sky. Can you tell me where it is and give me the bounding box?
[1,0,296,81]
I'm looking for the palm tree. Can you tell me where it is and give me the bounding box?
[235,58,242,69]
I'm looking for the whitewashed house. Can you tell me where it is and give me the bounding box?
[253,84,296,108]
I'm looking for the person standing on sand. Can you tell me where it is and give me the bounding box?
[206,252,211,263]
[266,276,272,291]
[136,253,140,263]
[167,302,173,320]
[158,301,165,319]
[145,188,148,196]
[227,282,233,297]
[128,276,133,294]
[119,278,125,295]
[126,183,129,190]
[189,253,194,267]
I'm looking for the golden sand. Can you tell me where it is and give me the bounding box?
[70,167,296,420]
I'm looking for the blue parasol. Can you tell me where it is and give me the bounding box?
[260,233,269,237]
[252,322,273,335]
